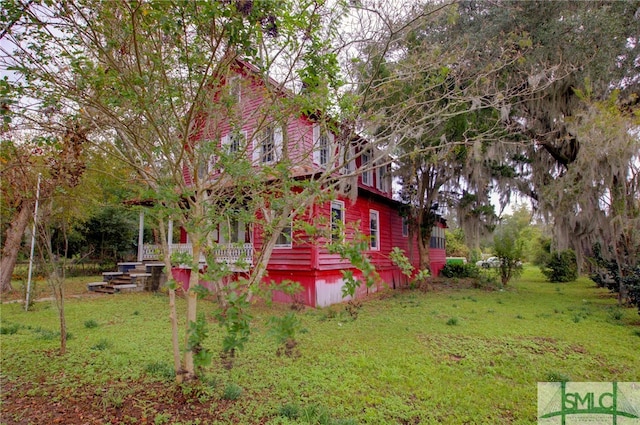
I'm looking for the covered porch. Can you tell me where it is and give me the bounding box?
[141,242,254,269]
[135,212,253,271]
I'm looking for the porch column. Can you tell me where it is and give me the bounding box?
[137,211,144,262]
[168,220,173,249]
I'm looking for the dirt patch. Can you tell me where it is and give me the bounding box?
[0,377,247,425]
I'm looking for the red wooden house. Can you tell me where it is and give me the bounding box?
[143,61,446,307]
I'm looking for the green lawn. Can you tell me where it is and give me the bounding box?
[1,267,639,424]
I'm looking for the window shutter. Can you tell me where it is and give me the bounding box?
[205,139,218,174]
[274,126,283,161]
[214,135,229,172]
[221,134,230,150]
[312,124,320,165]
[251,133,260,164]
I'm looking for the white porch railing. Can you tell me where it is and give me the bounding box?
[142,243,253,268]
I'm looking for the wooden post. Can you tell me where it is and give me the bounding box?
[137,211,144,262]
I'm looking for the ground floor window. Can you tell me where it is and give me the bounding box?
[429,226,445,249]
[370,210,379,250]
[331,200,345,242]
[275,217,293,248]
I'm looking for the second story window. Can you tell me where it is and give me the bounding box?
[313,124,334,167]
[223,131,246,156]
[361,150,372,186]
[319,135,329,165]
[343,145,356,174]
[253,126,283,165]
[261,127,275,163]
[376,163,390,193]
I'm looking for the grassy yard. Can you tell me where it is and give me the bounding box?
[1,267,639,424]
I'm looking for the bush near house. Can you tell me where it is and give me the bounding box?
[440,263,480,279]
[541,249,578,283]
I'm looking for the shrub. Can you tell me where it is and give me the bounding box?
[278,403,301,419]
[493,225,524,286]
[0,323,20,335]
[267,312,304,357]
[33,327,60,341]
[144,362,175,381]
[446,317,459,326]
[541,249,578,282]
[222,383,242,400]
[91,338,112,351]
[84,319,99,329]
[100,387,126,409]
[588,244,640,316]
[623,268,640,315]
[441,263,479,279]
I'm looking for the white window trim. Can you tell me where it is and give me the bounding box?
[312,124,335,168]
[369,209,380,250]
[274,216,293,249]
[219,218,246,244]
[202,139,217,175]
[253,125,283,165]
[330,200,345,242]
[376,164,389,192]
[361,150,372,186]
[341,144,356,174]
[223,130,247,155]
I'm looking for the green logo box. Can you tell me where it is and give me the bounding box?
[538,382,640,425]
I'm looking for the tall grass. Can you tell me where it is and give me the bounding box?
[1,267,638,424]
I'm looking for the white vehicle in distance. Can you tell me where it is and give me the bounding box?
[475,257,501,268]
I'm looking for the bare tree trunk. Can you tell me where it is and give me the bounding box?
[168,288,183,381]
[157,218,183,383]
[0,202,33,292]
[417,232,431,272]
[415,206,432,272]
[184,239,201,380]
[54,278,67,355]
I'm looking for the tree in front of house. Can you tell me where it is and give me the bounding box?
[2,0,348,381]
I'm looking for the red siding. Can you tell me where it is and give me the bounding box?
[429,221,447,276]
[178,63,447,306]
